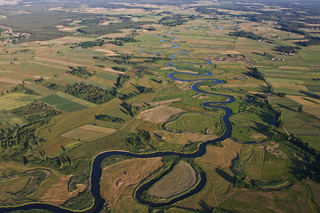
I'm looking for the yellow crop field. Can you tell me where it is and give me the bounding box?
[40,137,74,156]
[196,139,242,168]
[29,170,86,205]
[61,124,116,141]
[94,48,118,56]
[0,176,30,202]
[25,83,57,97]
[278,66,311,71]
[0,93,41,110]
[101,158,163,209]
[0,161,32,175]
[153,130,207,144]
[149,161,197,198]
[137,106,185,123]
[287,95,320,119]
[271,82,308,91]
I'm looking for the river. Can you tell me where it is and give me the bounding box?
[0,30,235,213]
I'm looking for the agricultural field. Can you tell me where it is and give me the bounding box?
[0,0,320,213]
[101,157,163,210]
[61,124,116,141]
[148,161,197,199]
[137,106,185,123]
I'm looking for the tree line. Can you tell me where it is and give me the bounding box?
[77,21,153,35]
[66,66,94,79]
[94,114,125,123]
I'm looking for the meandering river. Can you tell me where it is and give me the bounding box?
[0,31,235,213]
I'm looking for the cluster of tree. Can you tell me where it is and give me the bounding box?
[77,21,153,35]
[93,56,108,61]
[112,59,142,65]
[230,30,269,41]
[300,18,320,24]
[290,135,318,156]
[277,46,298,54]
[64,83,117,104]
[297,37,320,46]
[56,154,72,167]
[118,92,138,101]
[0,121,47,153]
[241,11,309,35]
[245,94,267,109]
[115,74,130,88]
[277,93,286,97]
[135,85,153,94]
[42,82,117,104]
[118,85,153,101]
[277,20,308,35]
[250,67,265,80]
[263,52,277,60]
[120,102,140,117]
[10,49,32,54]
[78,39,105,49]
[151,79,163,84]
[158,15,188,26]
[196,6,218,14]
[42,82,65,91]
[145,27,156,31]
[94,114,125,123]
[10,100,62,124]
[124,130,151,149]
[134,65,154,77]
[24,112,59,123]
[273,110,284,129]
[76,17,111,26]
[11,84,40,96]
[111,66,127,72]
[114,36,139,42]
[107,40,124,46]
[34,77,44,84]
[66,66,94,79]
[94,55,170,65]
[11,100,59,115]
[235,177,259,191]
[288,135,320,183]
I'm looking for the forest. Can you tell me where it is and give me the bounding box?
[42,82,117,104]
[77,21,153,35]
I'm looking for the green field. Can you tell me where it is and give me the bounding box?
[166,113,219,133]
[240,145,265,180]
[55,92,97,108]
[299,136,320,151]
[40,94,88,113]
[96,73,118,82]
[0,93,41,110]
